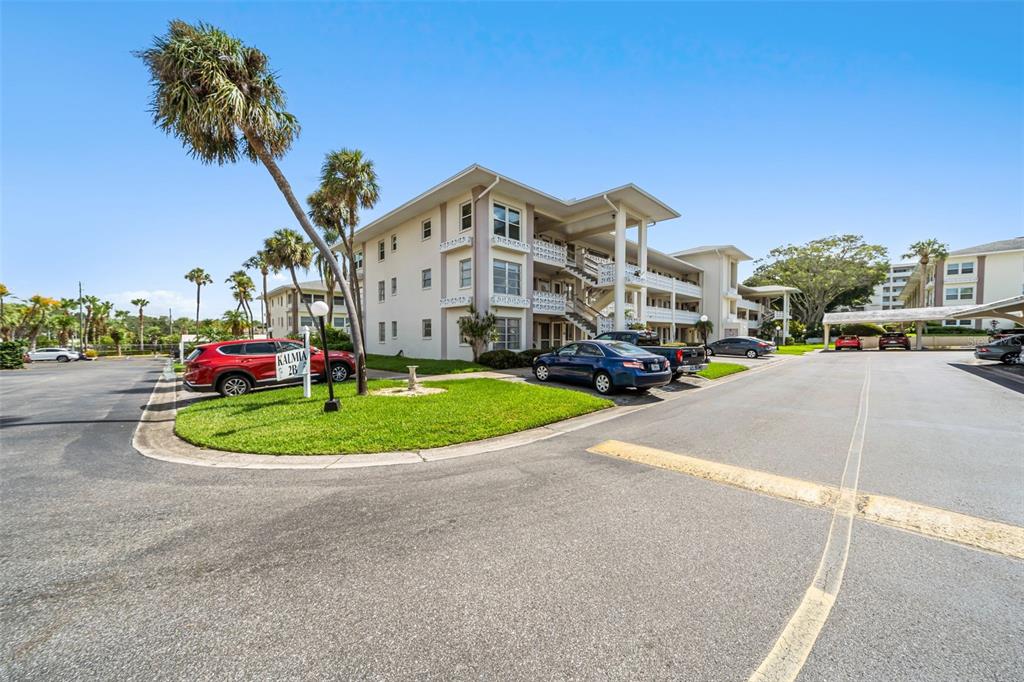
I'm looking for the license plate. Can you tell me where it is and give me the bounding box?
[647,363,660,371]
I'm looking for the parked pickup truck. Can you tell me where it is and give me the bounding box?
[594,331,709,378]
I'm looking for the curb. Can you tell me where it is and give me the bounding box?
[132,354,797,470]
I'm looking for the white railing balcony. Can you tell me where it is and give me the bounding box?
[645,307,674,323]
[439,234,473,253]
[725,286,739,298]
[597,262,645,287]
[440,294,473,308]
[675,311,701,325]
[645,271,677,293]
[674,280,702,298]
[726,313,741,324]
[532,291,567,315]
[490,293,530,308]
[596,316,614,334]
[532,240,567,266]
[491,234,530,254]
[738,299,760,311]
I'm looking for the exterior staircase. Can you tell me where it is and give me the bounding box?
[565,311,597,337]
[565,263,597,287]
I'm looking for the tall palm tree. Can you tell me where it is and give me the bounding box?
[131,298,149,350]
[81,295,100,345]
[184,268,213,330]
[903,239,950,307]
[243,251,274,332]
[22,296,59,350]
[225,270,257,339]
[264,228,314,324]
[0,283,9,340]
[318,148,379,349]
[222,310,248,338]
[137,21,368,396]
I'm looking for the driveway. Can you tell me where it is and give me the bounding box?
[1,352,1020,680]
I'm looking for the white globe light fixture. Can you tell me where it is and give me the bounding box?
[308,300,339,412]
[698,314,710,355]
[699,314,708,323]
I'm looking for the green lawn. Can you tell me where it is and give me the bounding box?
[172,362,185,373]
[365,354,486,375]
[697,362,748,380]
[175,378,611,455]
[775,344,824,355]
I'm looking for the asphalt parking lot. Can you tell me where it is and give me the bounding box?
[1,351,1021,680]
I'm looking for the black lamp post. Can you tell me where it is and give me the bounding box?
[310,301,339,412]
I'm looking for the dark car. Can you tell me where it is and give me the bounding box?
[184,339,355,397]
[974,334,1023,363]
[878,332,911,351]
[532,340,672,395]
[706,336,776,359]
[594,330,709,377]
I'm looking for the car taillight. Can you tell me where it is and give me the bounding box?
[622,360,644,369]
[676,349,684,362]
[758,342,769,348]
[979,347,989,352]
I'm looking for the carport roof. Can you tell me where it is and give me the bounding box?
[950,294,1024,321]
[823,294,1024,325]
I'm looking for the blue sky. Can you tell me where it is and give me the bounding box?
[2,1,1022,318]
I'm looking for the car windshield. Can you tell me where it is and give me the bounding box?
[601,341,649,357]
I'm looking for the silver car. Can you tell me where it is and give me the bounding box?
[27,347,78,362]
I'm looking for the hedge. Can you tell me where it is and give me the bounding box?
[1,341,28,369]
[478,349,529,369]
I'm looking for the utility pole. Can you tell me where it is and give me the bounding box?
[78,282,84,352]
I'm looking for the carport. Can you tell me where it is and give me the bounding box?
[822,294,1024,350]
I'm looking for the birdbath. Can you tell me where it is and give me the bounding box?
[406,366,419,392]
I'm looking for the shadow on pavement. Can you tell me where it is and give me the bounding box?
[949,362,1024,395]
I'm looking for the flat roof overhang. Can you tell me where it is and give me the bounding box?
[823,295,1024,326]
[950,294,1024,324]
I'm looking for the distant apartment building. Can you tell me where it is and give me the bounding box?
[900,237,1024,329]
[263,280,350,337]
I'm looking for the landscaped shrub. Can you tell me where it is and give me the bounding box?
[518,349,547,363]
[837,323,886,337]
[0,341,28,369]
[478,349,528,369]
[85,349,99,358]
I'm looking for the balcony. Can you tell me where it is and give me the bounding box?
[597,262,645,287]
[595,262,702,297]
[944,273,977,285]
[641,308,702,325]
[725,286,739,298]
[490,293,530,308]
[532,291,567,315]
[532,240,567,266]
[491,234,530,254]
[439,235,473,253]
[440,294,473,308]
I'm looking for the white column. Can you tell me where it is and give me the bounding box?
[823,323,830,351]
[638,216,648,324]
[782,292,790,342]
[670,290,676,341]
[613,203,627,330]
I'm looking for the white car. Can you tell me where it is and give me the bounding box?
[28,347,78,362]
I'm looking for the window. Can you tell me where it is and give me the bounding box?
[422,268,432,289]
[300,316,314,328]
[947,262,975,276]
[217,344,245,355]
[391,277,398,296]
[422,319,432,338]
[421,219,432,240]
[459,258,472,288]
[377,280,385,302]
[277,341,303,352]
[945,287,974,301]
[333,296,344,306]
[458,317,470,345]
[391,321,398,338]
[460,202,472,231]
[355,251,364,269]
[942,319,972,327]
[578,343,604,357]
[378,322,386,343]
[492,202,521,240]
[494,318,521,350]
[962,262,974,274]
[333,317,347,328]
[391,235,398,252]
[493,260,522,296]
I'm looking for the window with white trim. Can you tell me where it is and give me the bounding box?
[377,280,385,302]
[493,260,521,296]
[377,240,385,261]
[492,202,521,240]
[422,319,432,338]
[460,202,472,231]
[391,235,398,252]
[494,317,521,350]
[945,286,974,301]
[391,321,398,338]
[421,268,432,289]
[391,277,398,296]
[946,261,975,276]
[459,258,472,288]
[421,219,432,240]
[942,319,973,327]
[378,321,386,343]
[354,251,364,269]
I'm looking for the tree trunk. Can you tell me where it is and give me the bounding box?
[195,285,201,330]
[262,272,269,330]
[245,130,368,396]
[139,312,144,351]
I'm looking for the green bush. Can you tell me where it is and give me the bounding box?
[0,340,28,369]
[837,323,886,337]
[518,349,547,363]
[85,349,99,358]
[478,349,528,369]
[923,325,990,336]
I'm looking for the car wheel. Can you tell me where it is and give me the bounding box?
[1001,354,1016,364]
[57,355,70,363]
[705,347,715,357]
[218,374,252,397]
[593,371,614,395]
[534,364,550,382]
[746,349,758,359]
[330,362,350,382]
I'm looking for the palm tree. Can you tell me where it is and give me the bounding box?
[695,318,714,353]
[222,310,248,338]
[22,296,59,350]
[243,251,274,332]
[184,268,213,330]
[903,239,950,307]
[264,228,314,323]
[225,270,257,338]
[81,295,100,345]
[137,21,367,395]
[131,298,149,350]
[0,283,9,340]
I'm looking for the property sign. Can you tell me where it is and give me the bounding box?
[275,347,309,382]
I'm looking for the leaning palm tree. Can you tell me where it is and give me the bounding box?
[264,229,314,324]
[131,298,149,350]
[243,251,274,331]
[137,21,368,395]
[184,267,213,330]
[225,270,257,339]
[903,239,949,307]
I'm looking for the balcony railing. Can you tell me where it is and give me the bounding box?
[532,291,567,314]
[440,294,473,308]
[640,308,702,325]
[597,262,645,287]
[490,293,530,308]
[944,273,978,285]
[491,234,530,254]
[532,240,567,266]
[439,235,473,253]
[596,262,702,298]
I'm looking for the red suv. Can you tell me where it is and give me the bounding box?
[183,339,355,397]
[878,332,911,351]
[834,335,862,351]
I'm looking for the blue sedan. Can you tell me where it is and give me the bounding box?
[532,340,673,395]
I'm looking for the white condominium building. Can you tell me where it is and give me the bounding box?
[263,280,350,337]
